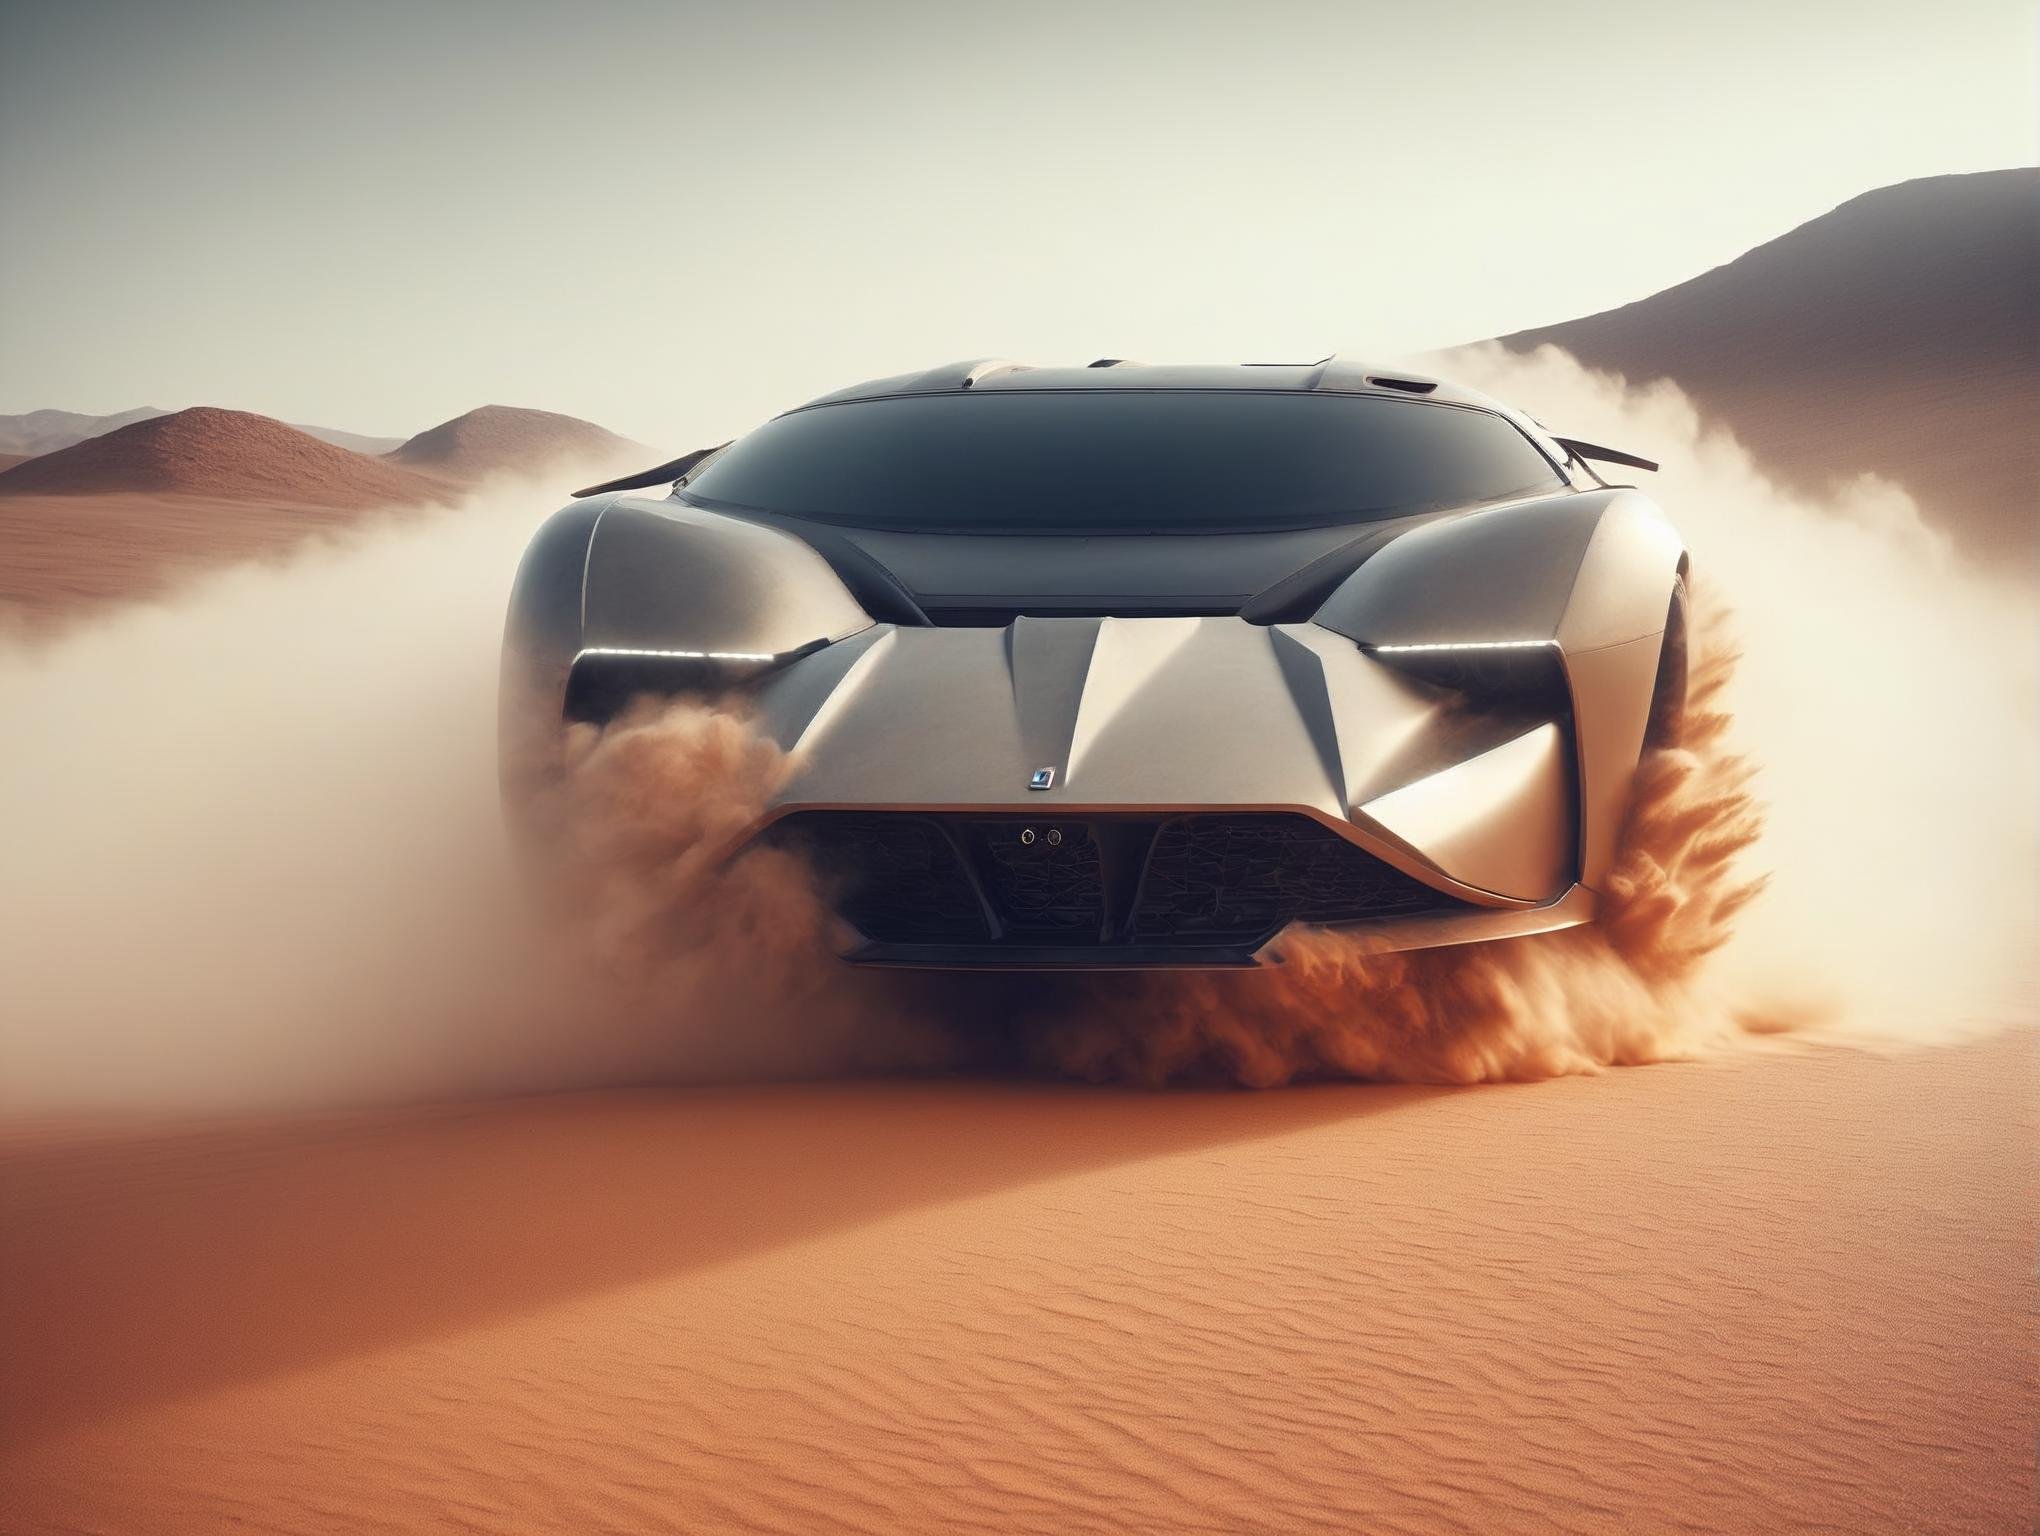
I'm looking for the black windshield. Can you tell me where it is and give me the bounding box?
[681,390,1563,533]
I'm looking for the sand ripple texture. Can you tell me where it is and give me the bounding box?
[2,1031,2033,1536]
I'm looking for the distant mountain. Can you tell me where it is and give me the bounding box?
[388,405,643,483]
[295,424,406,455]
[0,407,404,458]
[1482,168,2037,563]
[0,408,445,509]
[0,403,646,515]
[0,407,167,457]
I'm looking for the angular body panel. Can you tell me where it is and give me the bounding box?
[1313,486,1683,891]
[749,616,1575,910]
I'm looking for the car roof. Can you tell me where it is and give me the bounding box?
[799,357,1504,413]
[791,356,1569,469]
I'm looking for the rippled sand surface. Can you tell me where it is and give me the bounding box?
[3,1031,2032,1536]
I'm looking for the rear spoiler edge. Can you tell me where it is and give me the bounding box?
[1554,435,1660,474]
[574,441,732,499]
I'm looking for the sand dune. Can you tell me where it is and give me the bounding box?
[0,407,445,508]
[0,406,647,628]
[0,407,405,458]
[388,403,644,484]
[2,1031,2031,1535]
[1481,170,2039,566]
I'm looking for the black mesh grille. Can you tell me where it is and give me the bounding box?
[767,810,1465,952]
[770,812,988,942]
[1131,815,1449,939]
[974,822,1104,933]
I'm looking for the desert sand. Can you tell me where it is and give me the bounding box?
[3,379,2032,1533]
[1,1029,2031,1535]
[2,389,2033,1531]
[2,175,2034,1532]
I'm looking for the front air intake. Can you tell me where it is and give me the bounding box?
[1129,814,1454,938]
[765,811,1469,962]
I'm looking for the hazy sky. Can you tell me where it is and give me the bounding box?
[1,0,2032,447]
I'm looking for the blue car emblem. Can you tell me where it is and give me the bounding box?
[1029,767,1056,791]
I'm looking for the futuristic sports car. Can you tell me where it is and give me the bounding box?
[501,358,1688,968]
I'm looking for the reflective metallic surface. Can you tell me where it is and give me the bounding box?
[743,611,1587,917]
[1358,724,1574,902]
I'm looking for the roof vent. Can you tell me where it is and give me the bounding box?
[1087,358,1137,369]
[958,360,1031,390]
[1365,375,1438,394]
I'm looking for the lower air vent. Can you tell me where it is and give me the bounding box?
[765,810,1466,955]
[1131,815,1449,939]
[769,813,989,942]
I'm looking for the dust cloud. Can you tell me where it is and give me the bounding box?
[1026,617,1767,1085]
[0,484,937,1117]
[1451,345,2037,1047]
[0,353,2030,1111]
[1034,349,2036,1083]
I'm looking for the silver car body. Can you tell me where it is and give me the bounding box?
[502,360,1687,968]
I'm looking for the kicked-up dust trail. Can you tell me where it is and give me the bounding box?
[1026,609,1768,1086]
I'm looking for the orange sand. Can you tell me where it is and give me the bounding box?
[3,1030,2031,1535]
[0,492,430,625]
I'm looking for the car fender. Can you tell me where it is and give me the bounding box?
[1312,488,1686,889]
[498,494,872,815]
